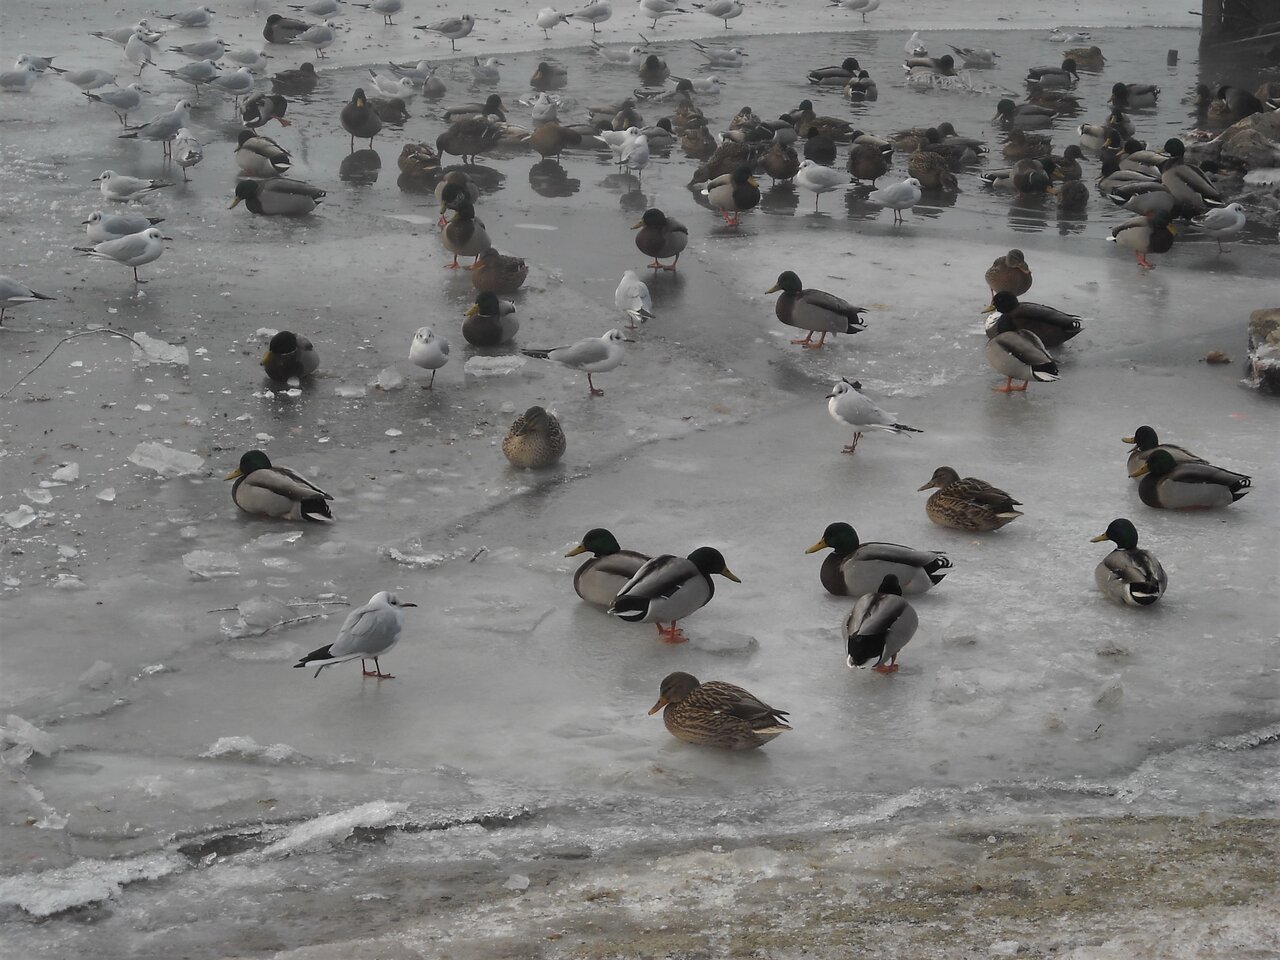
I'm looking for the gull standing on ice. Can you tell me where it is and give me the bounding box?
[225,48,273,70]
[161,59,219,99]
[83,211,166,243]
[158,6,216,28]
[118,99,193,157]
[84,83,148,124]
[353,0,404,25]
[699,0,743,28]
[523,329,632,396]
[94,170,172,202]
[75,227,171,283]
[414,14,476,51]
[61,67,117,92]
[125,30,156,75]
[1195,203,1246,253]
[639,0,688,30]
[209,67,255,103]
[92,22,162,48]
[294,591,417,679]
[291,22,336,58]
[569,1,613,32]
[173,128,203,180]
[0,276,55,323]
[0,64,39,93]
[409,326,450,389]
[536,7,571,37]
[169,37,227,62]
[826,378,922,454]
[615,270,653,326]
[622,132,651,181]
[289,0,343,15]
[795,159,848,212]
[869,177,922,223]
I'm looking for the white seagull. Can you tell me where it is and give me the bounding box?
[93,169,173,202]
[0,275,56,323]
[414,14,476,51]
[536,7,571,38]
[869,177,922,223]
[61,67,118,91]
[410,326,450,389]
[826,378,922,454]
[368,68,417,101]
[75,227,171,283]
[84,83,148,124]
[691,40,748,66]
[353,0,404,25]
[293,591,418,679]
[1195,202,1246,253]
[0,63,39,92]
[118,99,193,157]
[639,0,688,29]
[125,30,155,75]
[158,6,216,28]
[173,128,204,180]
[593,42,646,66]
[82,211,167,243]
[615,269,654,326]
[169,37,227,61]
[291,22,336,58]
[700,0,744,28]
[569,1,613,32]
[522,329,632,396]
[795,159,849,212]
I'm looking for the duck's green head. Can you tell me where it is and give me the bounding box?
[1133,449,1178,478]
[467,290,500,318]
[986,291,1021,315]
[632,207,667,230]
[225,449,272,481]
[993,98,1016,119]
[1123,425,1159,450]
[766,270,802,295]
[230,178,259,208]
[805,521,859,556]
[1091,518,1140,549]
[731,165,756,186]
[567,527,622,558]
[1163,137,1185,158]
[688,546,740,582]
[649,671,700,714]
[262,330,299,367]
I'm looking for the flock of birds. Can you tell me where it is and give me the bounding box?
[0,5,1269,751]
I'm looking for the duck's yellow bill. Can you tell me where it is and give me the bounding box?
[260,350,273,367]
[565,543,587,557]
[1089,533,1109,542]
[765,283,781,293]
[464,304,479,318]
[630,220,644,229]
[981,303,996,313]
[229,197,242,208]
[223,468,242,481]
[647,697,667,716]
[1121,435,1136,444]
[721,568,742,583]
[804,539,827,554]
[1129,463,1151,478]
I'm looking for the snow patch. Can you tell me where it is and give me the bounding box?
[262,801,408,858]
[200,736,306,764]
[0,852,184,917]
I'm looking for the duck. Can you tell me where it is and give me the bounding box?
[692,138,757,183]
[917,466,1024,532]
[638,54,670,86]
[843,575,918,672]
[903,54,956,77]
[994,99,1056,129]
[702,165,760,226]
[807,56,860,85]
[530,60,568,91]
[805,522,950,597]
[231,178,325,216]
[985,314,1060,392]
[681,119,717,159]
[639,118,675,150]
[442,201,490,269]
[1130,450,1250,509]
[471,247,527,294]
[436,115,503,163]
[907,150,957,190]
[847,141,889,183]
[825,378,921,453]
[566,528,651,607]
[340,88,382,151]
[502,406,565,469]
[444,94,507,121]
[1026,58,1079,87]
[263,14,310,44]
[984,293,1082,349]
[397,142,442,182]
[528,121,582,159]
[1109,210,1177,269]
[1122,425,1206,476]
[1057,179,1089,212]
[803,127,839,166]
[761,138,800,183]
[1064,45,1105,70]
[1002,132,1053,162]
[225,450,333,522]
[463,291,518,346]
[272,61,318,96]
[1013,161,1057,196]
[435,170,479,220]
[843,71,878,102]
[1077,121,1112,152]
[608,547,740,642]
[981,158,1045,190]
[632,208,689,271]
[984,249,1032,296]
[766,271,866,348]
[1027,88,1083,113]
[260,330,319,381]
[234,130,292,177]
[1044,144,1085,180]
[647,672,790,750]
[369,96,410,124]
[1109,82,1159,109]
[241,93,291,131]
[1091,519,1167,607]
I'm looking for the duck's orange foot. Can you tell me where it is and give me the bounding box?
[872,662,899,674]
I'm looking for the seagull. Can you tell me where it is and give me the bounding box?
[161,59,219,99]
[125,30,156,75]
[698,0,743,28]
[409,326,450,389]
[536,7,571,37]
[592,42,646,66]
[601,125,640,166]
[0,276,55,323]
[293,591,417,680]
[795,159,848,212]
[569,1,613,32]
[903,31,927,56]
[291,22,336,58]
[669,73,722,94]
[367,68,417,101]
[690,40,747,66]
[74,227,171,283]
[14,55,59,73]
[91,22,163,48]
[224,48,273,70]
[118,100,193,157]
[158,6,216,28]
[84,84,149,126]
[470,56,502,84]
[414,14,475,52]
[352,0,404,24]
[82,211,166,243]
[826,378,922,454]
[639,0,688,29]
[522,329,632,396]
[93,170,172,202]
[388,59,436,83]
[289,0,343,15]
[208,66,255,102]
[615,269,654,326]
[169,37,227,62]
[1194,202,1246,253]
[61,67,118,91]
[622,132,651,181]
[528,92,559,123]
[869,177,922,223]
[0,63,39,93]
[173,128,203,180]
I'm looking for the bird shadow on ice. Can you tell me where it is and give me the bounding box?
[529,160,581,198]
[339,149,381,184]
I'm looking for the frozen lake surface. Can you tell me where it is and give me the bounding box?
[1,1,1277,956]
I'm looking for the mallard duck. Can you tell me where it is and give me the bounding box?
[825,378,921,453]
[463,291,518,347]
[397,142,442,181]
[1109,210,1176,269]
[761,139,800,183]
[340,88,382,151]
[369,96,410,124]
[808,56,861,85]
[843,575,918,672]
[638,54,669,86]
[528,121,582,159]
[1057,179,1089,212]
[904,54,956,76]
[681,119,717,159]
[444,94,507,121]
[442,202,490,269]
[984,249,1032,297]
[907,149,957,190]
[502,405,565,469]
[608,546,740,642]
[1001,132,1053,162]
[272,61,318,95]
[918,466,1023,532]
[648,672,790,750]
[802,128,839,166]
[263,14,309,45]
[261,330,319,381]
[1027,58,1079,87]
[1091,519,1167,606]
[231,178,325,216]
[983,292,1081,348]
[805,522,950,596]
[702,165,760,226]
[1109,82,1159,109]
[985,314,1060,392]
[567,528,651,607]
[844,71,878,102]
[531,60,568,91]
[234,129,291,177]
[1122,425,1206,476]
[436,116,503,164]
[435,170,479,220]
[1130,450,1250,509]
[1028,88,1082,113]
[409,325,449,389]
[766,271,866,348]
[1012,161,1056,196]
[847,141,888,183]
[1045,144,1085,180]
[471,247,527,294]
[1064,45,1105,70]
[224,449,333,521]
[994,99,1055,129]
[632,208,689,271]
[241,93,291,130]
[521,329,630,396]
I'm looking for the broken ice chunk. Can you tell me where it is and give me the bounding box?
[129,442,206,478]
[78,660,115,690]
[183,550,240,580]
[96,488,116,502]
[465,355,528,377]
[369,367,405,391]
[334,384,367,398]
[50,463,79,482]
[130,331,189,366]
[23,489,53,505]
[4,505,37,529]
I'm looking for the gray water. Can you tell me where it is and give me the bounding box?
[1,14,1278,959]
